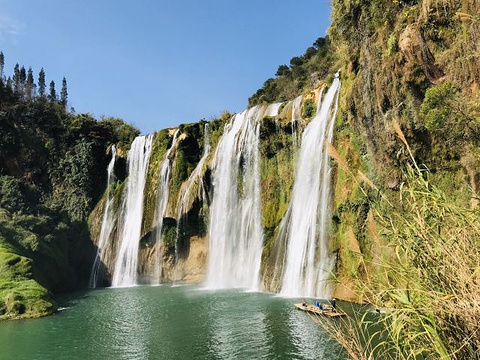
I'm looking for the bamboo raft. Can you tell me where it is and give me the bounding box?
[294,303,346,317]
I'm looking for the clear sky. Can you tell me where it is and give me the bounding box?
[0,0,331,134]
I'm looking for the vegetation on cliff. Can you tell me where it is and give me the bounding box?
[0,54,138,319]
[319,0,480,358]
[248,37,335,106]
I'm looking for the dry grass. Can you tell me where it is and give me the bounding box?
[322,124,480,359]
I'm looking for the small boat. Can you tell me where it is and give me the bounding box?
[294,303,346,317]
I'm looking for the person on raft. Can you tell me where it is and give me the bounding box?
[330,298,337,312]
[301,299,307,307]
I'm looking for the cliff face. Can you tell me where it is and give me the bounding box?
[89,1,479,301]
[88,99,310,287]
[328,0,480,301]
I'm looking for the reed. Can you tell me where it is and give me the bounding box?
[324,126,480,359]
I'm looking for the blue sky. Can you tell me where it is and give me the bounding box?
[0,0,331,134]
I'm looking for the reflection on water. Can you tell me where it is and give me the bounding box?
[0,285,345,360]
[208,292,269,359]
[108,289,151,360]
[288,304,329,359]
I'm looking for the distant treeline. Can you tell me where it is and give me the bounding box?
[0,52,69,108]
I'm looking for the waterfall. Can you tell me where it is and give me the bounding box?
[291,95,303,147]
[280,75,340,298]
[152,129,180,284]
[172,124,210,281]
[206,107,264,290]
[175,124,210,221]
[265,102,282,117]
[174,124,210,259]
[112,134,154,287]
[89,145,117,288]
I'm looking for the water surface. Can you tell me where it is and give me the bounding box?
[0,285,346,359]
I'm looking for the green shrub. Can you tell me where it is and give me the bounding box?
[302,99,317,118]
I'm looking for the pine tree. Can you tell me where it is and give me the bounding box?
[0,52,4,95]
[26,67,36,100]
[49,80,57,101]
[38,68,46,97]
[19,66,27,99]
[0,52,4,79]
[60,77,68,107]
[13,63,20,95]
[5,77,13,96]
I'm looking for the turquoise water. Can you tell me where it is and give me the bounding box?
[0,285,346,359]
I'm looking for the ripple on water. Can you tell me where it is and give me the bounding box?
[0,285,345,360]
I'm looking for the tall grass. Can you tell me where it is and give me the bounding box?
[324,127,480,359]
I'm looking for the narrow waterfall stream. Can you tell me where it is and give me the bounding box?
[175,124,210,220]
[152,130,180,284]
[280,75,340,298]
[89,145,117,288]
[175,124,210,262]
[291,95,303,147]
[112,135,154,287]
[206,107,264,290]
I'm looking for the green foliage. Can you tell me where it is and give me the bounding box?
[0,176,39,213]
[249,37,334,106]
[60,77,68,107]
[48,139,98,221]
[258,116,296,257]
[0,53,136,320]
[302,99,316,118]
[48,80,56,102]
[38,68,46,97]
[419,82,480,161]
[161,218,177,248]
[0,223,55,320]
[420,82,459,132]
[386,34,398,56]
[99,117,140,148]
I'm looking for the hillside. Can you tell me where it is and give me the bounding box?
[0,60,138,319]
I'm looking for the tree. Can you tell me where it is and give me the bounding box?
[0,52,4,96]
[276,64,290,77]
[49,80,57,101]
[26,67,36,100]
[13,63,20,95]
[289,56,304,68]
[19,66,27,99]
[38,68,46,97]
[303,46,317,60]
[313,37,326,50]
[60,77,68,107]
[0,52,4,79]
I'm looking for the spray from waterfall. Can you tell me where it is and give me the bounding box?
[89,145,117,288]
[152,129,180,284]
[280,74,341,298]
[112,134,154,287]
[206,107,264,290]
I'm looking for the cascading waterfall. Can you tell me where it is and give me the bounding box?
[291,95,303,147]
[206,107,264,290]
[265,103,282,130]
[112,134,154,287]
[174,124,210,261]
[89,145,117,288]
[152,129,180,284]
[175,124,210,221]
[280,74,340,298]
